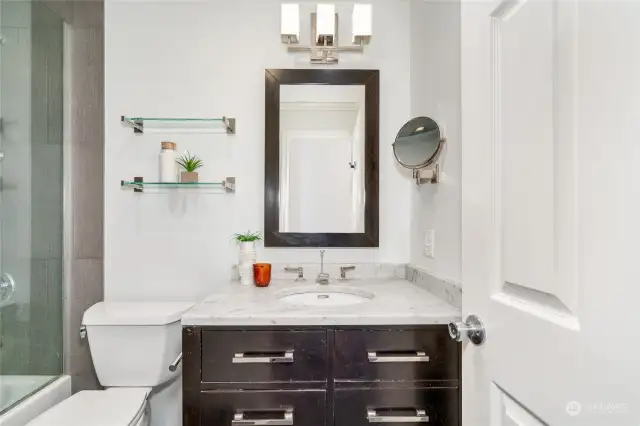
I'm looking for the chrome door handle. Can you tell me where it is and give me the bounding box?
[0,151,4,162]
[0,273,15,302]
[232,408,294,426]
[168,353,183,372]
[367,408,429,423]
[232,350,294,364]
[367,351,429,363]
[449,314,486,345]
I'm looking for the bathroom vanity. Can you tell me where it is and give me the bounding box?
[181,280,461,426]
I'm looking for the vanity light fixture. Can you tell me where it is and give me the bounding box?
[281,3,300,44]
[316,4,336,45]
[352,3,372,44]
[281,3,372,64]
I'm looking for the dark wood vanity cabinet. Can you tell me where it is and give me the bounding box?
[183,326,460,426]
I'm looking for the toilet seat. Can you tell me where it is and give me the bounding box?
[26,388,150,426]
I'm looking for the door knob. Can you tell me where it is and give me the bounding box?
[0,273,16,302]
[448,314,486,345]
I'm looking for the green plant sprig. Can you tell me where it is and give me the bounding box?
[232,231,263,243]
[176,151,204,172]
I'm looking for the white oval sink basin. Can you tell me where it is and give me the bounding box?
[275,286,374,307]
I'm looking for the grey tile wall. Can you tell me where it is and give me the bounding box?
[40,0,105,393]
[0,2,66,379]
[64,0,105,394]
[30,1,65,376]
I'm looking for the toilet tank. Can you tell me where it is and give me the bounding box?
[82,302,194,387]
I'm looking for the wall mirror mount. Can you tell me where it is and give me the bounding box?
[393,117,446,185]
[265,69,379,247]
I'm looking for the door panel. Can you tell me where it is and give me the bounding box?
[490,385,546,426]
[462,0,640,425]
[492,0,579,326]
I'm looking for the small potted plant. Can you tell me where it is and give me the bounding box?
[233,231,262,285]
[176,151,203,183]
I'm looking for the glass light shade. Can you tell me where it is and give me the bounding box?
[281,4,300,43]
[352,4,372,42]
[316,4,336,42]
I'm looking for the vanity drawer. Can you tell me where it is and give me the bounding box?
[334,329,459,382]
[201,330,328,383]
[200,390,326,426]
[334,388,459,426]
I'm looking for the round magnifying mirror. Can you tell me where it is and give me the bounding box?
[393,117,443,169]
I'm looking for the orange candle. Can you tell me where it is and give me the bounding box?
[253,263,272,287]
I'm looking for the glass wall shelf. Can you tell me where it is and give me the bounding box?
[121,116,236,135]
[121,177,235,193]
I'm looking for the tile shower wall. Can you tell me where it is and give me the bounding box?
[104,0,412,302]
[0,1,64,377]
[29,1,64,375]
[43,0,105,392]
[0,0,33,375]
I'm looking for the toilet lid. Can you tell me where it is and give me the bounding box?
[27,388,149,426]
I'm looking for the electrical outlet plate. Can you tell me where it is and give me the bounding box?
[423,230,435,258]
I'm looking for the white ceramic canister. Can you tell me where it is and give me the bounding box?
[238,241,257,286]
[159,141,178,182]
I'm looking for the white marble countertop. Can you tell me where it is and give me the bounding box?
[181,279,461,326]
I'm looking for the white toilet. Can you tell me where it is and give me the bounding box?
[27,301,193,426]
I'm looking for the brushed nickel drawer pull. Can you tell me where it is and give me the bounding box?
[367,408,429,423]
[367,351,429,363]
[232,350,294,364]
[232,408,294,426]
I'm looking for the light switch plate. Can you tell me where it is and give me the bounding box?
[423,230,435,258]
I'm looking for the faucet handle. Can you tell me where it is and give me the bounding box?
[340,265,356,280]
[284,266,305,281]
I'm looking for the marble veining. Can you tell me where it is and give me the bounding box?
[406,264,462,310]
[182,278,461,326]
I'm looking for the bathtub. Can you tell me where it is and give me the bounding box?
[0,375,71,426]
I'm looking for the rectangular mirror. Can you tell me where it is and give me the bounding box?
[265,69,379,247]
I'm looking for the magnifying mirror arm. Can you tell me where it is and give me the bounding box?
[413,164,441,185]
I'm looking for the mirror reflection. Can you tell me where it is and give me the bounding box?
[279,85,366,233]
[393,117,442,169]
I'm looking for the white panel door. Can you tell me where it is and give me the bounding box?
[462,0,640,425]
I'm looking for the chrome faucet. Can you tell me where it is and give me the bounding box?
[340,265,356,279]
[316,250,330,285]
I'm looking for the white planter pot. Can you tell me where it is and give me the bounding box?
[238,241,257,286]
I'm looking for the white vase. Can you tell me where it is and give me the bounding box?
[238,241,257,286]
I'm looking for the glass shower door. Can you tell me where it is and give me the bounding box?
[0,0,64,414]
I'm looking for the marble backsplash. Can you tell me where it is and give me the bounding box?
[270,263,406,281]
[231,262,462,309]
[406,264,462,309]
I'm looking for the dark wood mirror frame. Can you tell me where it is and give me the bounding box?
[264,69,380,247]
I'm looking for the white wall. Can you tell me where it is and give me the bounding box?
[104,0,412,301]
[408,0,462,284]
